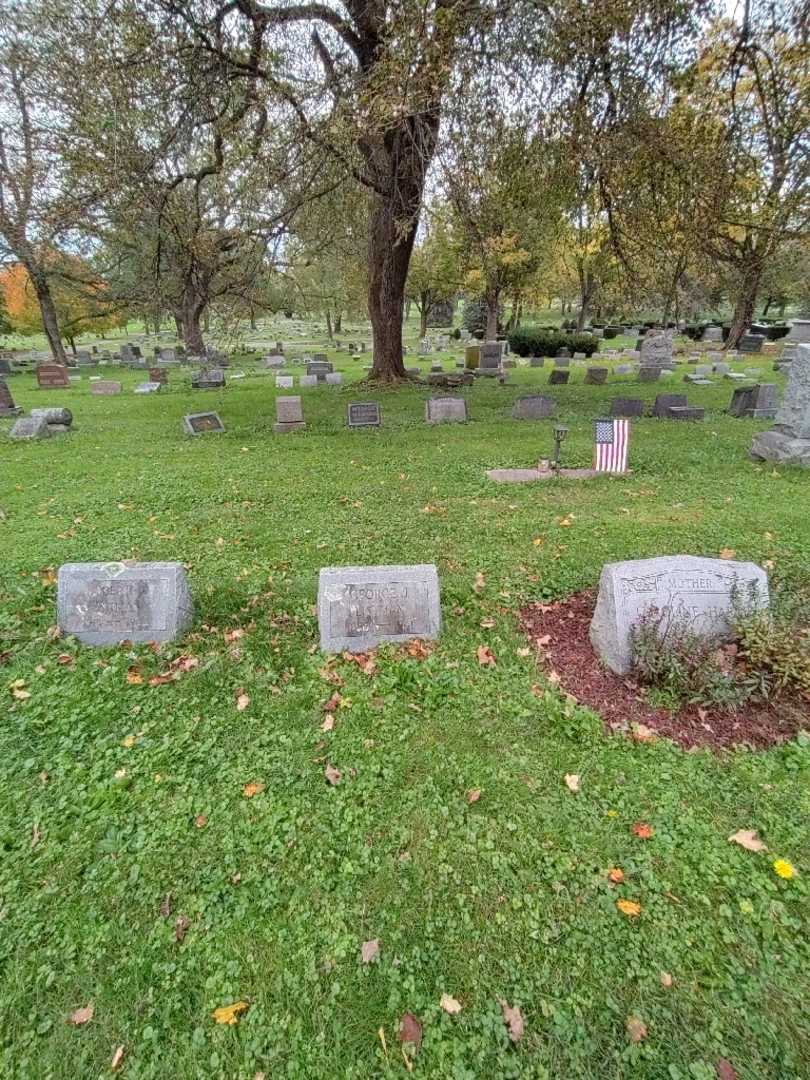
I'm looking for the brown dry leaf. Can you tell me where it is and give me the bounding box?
[211,1001,249,1025]
[361,938,380,964]
[608,867,625,884]
[715,1060,738,1080]
[479,617,496,629]
[319,667,344,687]
[616,899,642,917]
[57,653,74,666]
[473,571,486,593]
[728,829,767,853]
[194,814,207,829]
[171,654,199,673]
[235,689,250,712]
[564,773,580,793]
[535,634,551,648]
[405,639,431,660]
[466,788,481,805]
[121,735,137,748]
[322,691,342,712]
[440,993,462,1015]
[343,651,377,675]
[325,763,341,786]
[631,723,656,743]
[632,822,654,839]
[398,1012,422,1052]
[111,1045,125,1072]
[321,713,335,733]
[476,644,497,667]
[625,1015,647,1043]
[719,548,737,560]
[159,893,173,918]
[224,628,245,644]
[500,1000,525,1043]
[558,514,574,527]
[174,914,191,942]
[125,666,144,686]
[660,971,673,988]
[148,673,176,686]
[242,781,265,798]
[67,1003,94,1026]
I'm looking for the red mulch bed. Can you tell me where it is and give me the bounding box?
[519,590,810,750]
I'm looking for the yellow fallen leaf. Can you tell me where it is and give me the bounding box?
[211,1001,249,1025]
[616,899,642,917]
[111,1045,125,1071]
[626,1015,647,1042]
[608,867,625,884]
[68,1003,94,1026]
[660,971,673,988]
[12,688,31,701]
[235,690,250,712]
[121,735,137,748]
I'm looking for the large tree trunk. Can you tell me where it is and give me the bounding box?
[485,285,500,340]
[325,307,333,339]
[576,268,595,331]
[367,115,439,382]
[181,291,206,354]
[335,312,342,333]
[726,260,762,349]
[28,267,68,363]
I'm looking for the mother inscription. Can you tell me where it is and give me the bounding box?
[589,555,769,674]
[318,564,441,652]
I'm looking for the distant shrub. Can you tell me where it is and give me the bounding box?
[509,326,599,357]
[462,298,495,339]
[451,327,461,340]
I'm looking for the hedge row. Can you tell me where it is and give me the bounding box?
[508,326,600,358]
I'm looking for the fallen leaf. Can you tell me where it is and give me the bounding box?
[398,1012,422,1051]
[235,689,250,711]
[500,999,524,1043]
[440,993,462,1015]
[473,571,486,593]
[361,938,380,964]
[111,1044,125,1071]
[466,788,481,804]
[12,687,31,701]
[608,867,625,884]
[194,814,207,829]
[68,1003,93,1026]
[625,1015,647,1043]
[242,781,265,798]
[174,914,191,942]
[715,1060,738,1080]
[321,713,335,732]
[479,617,495,629]
[121,735,137,748]
[31,822,41,848]
[211,1001,249,1025]
[325,763,341,786]
[159,893,172,918]
[322,692,342,712]
[632,822,654,839]
[405,639,431,660]
[616,899,642,917]
[719,548,736,560]
[57,653,74,666]
[631,723,656,743]
[224,628,245,643]
[148,673,176,686]
[728,829,767,853]
[125,667,143,685]
[476,644,497,667]
[564,773,580,793]
[660,971,673,988]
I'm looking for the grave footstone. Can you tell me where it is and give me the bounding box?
[183,411,225,435]
[549,370,570,385]
[90,380,122,396]
[347,402,381,428]
[57,561,194,645]
[512,395,556,420]
[9,415,50,440]
[713,362,730,375]
[751,343,810,465]
[274,395,306,434]
[318,564,441,652]
[590,555,768,674]
[667,406,705,420]
[585,367,608,385]
[610,397,644,418]
[425,397,468,423]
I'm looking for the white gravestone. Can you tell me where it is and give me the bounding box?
[318,564,441,653]
[589,555,769,675]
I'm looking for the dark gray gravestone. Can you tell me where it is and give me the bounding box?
[667,406,705,420]
[584,367,608,385]
[318,564,441,652]
[57,561,194,645]
[589,555,768,674]
[512,395,556,420]
[0,358,11,376]
[751,343,810,465]
[0,378,22,417]
[347,402,381,428]
[652,393,688,418]
[425,397,468,423]
[739,334,765,354]
[183,411,225,435]
[610,397,644,418]
[554,356,570,368]
[479,342,502,373]
[191,368,225,390]
[638,367,661,383]
[274,395,306,433]
[549,370,570,385]
[556,348,571,359]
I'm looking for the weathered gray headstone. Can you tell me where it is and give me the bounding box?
[638,367,660,383]
[274,395,306,434]
[325,372,343,386]
[9,415,50,441]
[785,319,810,343]
[264,355,285,369]
[584,367,608,385]
[30,407,72,433]
[610,397,644,418]
[425,397,468,423]
[640,331,673,367]
[347,401,381,428]
[590,555,769,674]
[667,406,705,420]
[299,374,317,388]
[512,394,556,420]
[0,378,22,417]
[652,393,688,418]
[318,564,441,652]
[529,356,545,368]
[702,326,724,342]
[183,411,224,435]
[739,334,765,355]
[134,381,162,394]
[549,369,570,385]
[615,364,635,375]
[751,343,810,465]
[479,342,502,372]
[191,368,225,390]
[57,561,194,645]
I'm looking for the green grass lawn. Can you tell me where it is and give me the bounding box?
[2,348,809,1079]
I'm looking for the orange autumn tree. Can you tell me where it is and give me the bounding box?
[0,257,126,352]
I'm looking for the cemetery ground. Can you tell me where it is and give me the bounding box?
[2,344,810,1079]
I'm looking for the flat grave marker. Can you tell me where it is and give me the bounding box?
[512,395,556,420]
[90,380,122,396]
[347,402,381,428]
[425,397,468,423]
[183,411,225,435]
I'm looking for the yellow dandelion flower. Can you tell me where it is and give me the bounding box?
[773,859,796,880]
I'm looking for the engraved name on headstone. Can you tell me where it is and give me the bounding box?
[347,402,381,428]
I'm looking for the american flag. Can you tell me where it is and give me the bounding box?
[594,417,629,473]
